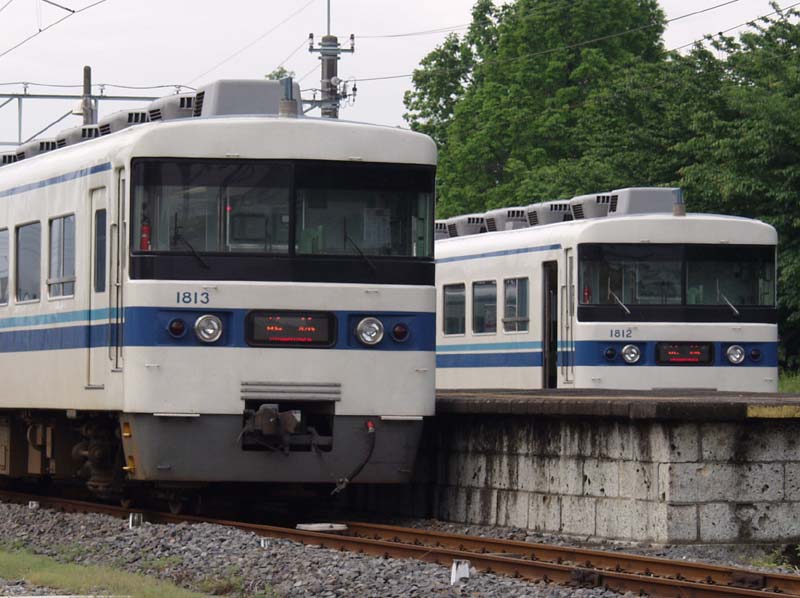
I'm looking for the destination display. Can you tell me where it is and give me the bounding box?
[656,342,713,365]
[247,311,335,347]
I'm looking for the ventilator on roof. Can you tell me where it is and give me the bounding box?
[192,79,302,117]
[0,152,17,166]
[484,206,528,232]
[148,93,195,121]
[98,110,149,136]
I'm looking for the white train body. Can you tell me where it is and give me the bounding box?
[0,95,437,493]
[436,209,777,392]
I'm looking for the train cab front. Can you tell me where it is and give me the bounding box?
[573,241,778,392]
[119,154,437,488]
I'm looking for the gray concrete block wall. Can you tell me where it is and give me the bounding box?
[398,415,800,544]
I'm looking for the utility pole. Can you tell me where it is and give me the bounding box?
[307,0,354,118]
[81,65,95,125]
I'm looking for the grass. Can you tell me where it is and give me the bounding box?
[0,548,206,598]
[779,371,800,393]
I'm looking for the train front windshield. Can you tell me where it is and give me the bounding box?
[578,244,775,321]
[131,159,435,258]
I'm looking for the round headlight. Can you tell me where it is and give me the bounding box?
[194,314,223,343]
[621,344,641,364]
[726,344,745,365]
[356,317,384,346]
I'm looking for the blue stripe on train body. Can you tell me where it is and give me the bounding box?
[0,307,436,353]
[0,162,112,199]
[435,340,778,368]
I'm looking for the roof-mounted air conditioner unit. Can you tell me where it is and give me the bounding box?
[55,124,100,148]
[97,110,149,136]
[607,187,680,216]
[525,201,573,226]
[15,139,57,161]
[434,220,450,240]
[0,152,18,166]
[148,93,195,121]
[444,214,487,237]
[192,79,302,117]
[484,206,528,232]
[569,193,611,220]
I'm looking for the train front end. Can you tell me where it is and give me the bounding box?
[117,117,437,486]
[573,214,778,392]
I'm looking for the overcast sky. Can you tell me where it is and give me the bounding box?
[0,0,785,146]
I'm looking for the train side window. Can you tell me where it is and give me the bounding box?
[473,280,497,334]
[503,278,529,332]
[0,229,8,305]
[443,284,465,335]
[48,215,76,298]
[16,222,41,303]
[94,210,106,292]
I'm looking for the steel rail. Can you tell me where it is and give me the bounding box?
[340,520,800,595]
[0,490,797,597]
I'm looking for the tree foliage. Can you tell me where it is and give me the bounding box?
[404,1,800,366]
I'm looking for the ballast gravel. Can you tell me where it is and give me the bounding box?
[0,578,60,595]
[0,501,640,597]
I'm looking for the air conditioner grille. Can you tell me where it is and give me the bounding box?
[528,212,539,226]
[609,194,619,212]
[193,91,205,117]
[149,108,162,121]
[447,224,458,237]
[573,204,585,219]
[99,124,111,136]
[486,218,497,232]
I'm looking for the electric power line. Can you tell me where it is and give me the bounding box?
[187,0,318,84]
[41,0,75,14]
[0,81,193,91]
[359,24,470,39]
[0,0,15,16]
[0,0,109,61]
[275,38,309,71]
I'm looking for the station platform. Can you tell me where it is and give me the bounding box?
[436,389,800,420]
[357,389,800,545]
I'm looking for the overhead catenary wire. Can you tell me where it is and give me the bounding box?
[353,0,750,83]
[275,38,309,72]
[670,0,800,51]
[0,0,109,61]
[186,0,318,84]
[0,0,15,16]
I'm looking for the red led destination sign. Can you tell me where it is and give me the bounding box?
[247,311,335,347]
[656,342,712,365]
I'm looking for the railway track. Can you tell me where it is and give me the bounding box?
[2,489,799,597]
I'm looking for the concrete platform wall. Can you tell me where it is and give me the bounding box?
[362,415,800,544]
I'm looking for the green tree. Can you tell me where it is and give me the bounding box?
[265,67,296,81]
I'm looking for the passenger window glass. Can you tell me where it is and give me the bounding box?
[473,280,497,334]
[504,278,529,332]
[49,215,75,297]
[0,229,8,305]
[16,222,41,302]
[94,210,106,293]
[443,284,465,335]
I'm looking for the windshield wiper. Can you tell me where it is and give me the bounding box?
[720,293,740,317]
[342,219,377,275]
[172,213,210,269]
[608,290,631,316]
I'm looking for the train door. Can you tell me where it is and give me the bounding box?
[110,170,125,371]
[561,249,575,383]
[542,261,558,389]
[87,188,108,389]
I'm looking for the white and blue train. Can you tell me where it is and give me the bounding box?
[436,188,778,392]
[0,80,436,504]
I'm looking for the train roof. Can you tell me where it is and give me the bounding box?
[435,212,777,261]
[0,115,437,194]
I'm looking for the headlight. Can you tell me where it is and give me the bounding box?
[726,344,745,365]
[356,317,384,346]
[194,314,223,343]
[621,344,641,364]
